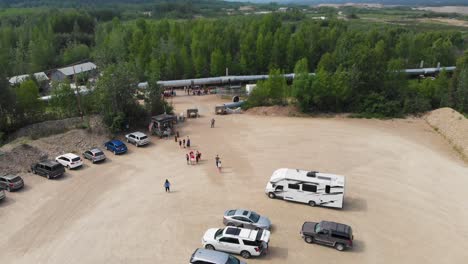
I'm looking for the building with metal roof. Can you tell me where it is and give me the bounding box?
[51,62,97,82]
[9,72,49,85]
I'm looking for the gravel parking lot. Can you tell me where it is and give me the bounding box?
[1,94,468,264]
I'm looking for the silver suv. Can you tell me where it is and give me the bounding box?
[125,132,150,147]
[189,248,245,264]
[223,209,271,230]
[82,148,106,163]
[0,174,24,191]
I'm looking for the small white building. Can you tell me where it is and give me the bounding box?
[9,72,49,85]
[245,84,257,95]
[51,62,97,82]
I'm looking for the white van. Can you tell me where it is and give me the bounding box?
[265,168,345,208]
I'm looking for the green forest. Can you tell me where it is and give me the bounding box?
[0,2,468,141]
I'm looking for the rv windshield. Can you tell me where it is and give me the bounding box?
[315,223,321,233]
[249,212,260,223]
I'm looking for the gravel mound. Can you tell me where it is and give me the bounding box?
[0,116,110,174]
[0,144,49,174]
[424,108,468,160]
[245,105,303,117]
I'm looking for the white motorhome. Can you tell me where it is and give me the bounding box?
[265,168,345,209]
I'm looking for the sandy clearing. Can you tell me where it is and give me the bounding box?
[1,94,468,264]
[416,6,468,15]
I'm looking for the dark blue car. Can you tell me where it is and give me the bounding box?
[104,140,128,155]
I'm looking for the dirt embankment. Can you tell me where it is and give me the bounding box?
[424,108,468,160]
[0,116,110,174]
[245,105,304,117]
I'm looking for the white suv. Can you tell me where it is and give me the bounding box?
[55,153,83,169]
[125,132,150,147]
[202,226,270,259]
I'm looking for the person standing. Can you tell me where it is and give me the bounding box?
[215,155,220,168]
[211,118,215,128]
[186,137,191,148]
[186,153,189,165]
[164,179,171,193]
[179,140,182,148]
[183,138,186,148]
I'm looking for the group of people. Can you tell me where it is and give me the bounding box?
[175,132,191,148]
[164,116,223,193]
[186,150,202,165]
[183,86,209,96]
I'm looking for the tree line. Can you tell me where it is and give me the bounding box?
[0,11,467,142]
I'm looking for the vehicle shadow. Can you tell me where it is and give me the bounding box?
[342,196,367,212]
[0,196,15,207]
[14,184,32,193]
[259,246,288,261]
[350,239,365,253]
[54,172,73,181]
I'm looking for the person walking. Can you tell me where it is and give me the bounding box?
[186,137,191,148]
[183,139,186,148]
[215,155,220,170]
[175,135,178,142]
[186,153,189,165]
[179,140,182,148]
[217,159,222,173]
[164,179,171,193]
[211,118,215,128]
[196,150,200,163]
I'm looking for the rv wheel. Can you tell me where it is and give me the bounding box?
[268,192,276,199]
[308,201,316,207]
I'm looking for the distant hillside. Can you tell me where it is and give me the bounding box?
[225,0,468,6]
[0,0,241,8]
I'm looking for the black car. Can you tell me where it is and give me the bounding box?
[300,221,353,251]
[31,160,65,179]
[0,174,24,191]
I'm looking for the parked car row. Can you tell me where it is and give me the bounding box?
[1,132,150,203]
[28,132,150,181]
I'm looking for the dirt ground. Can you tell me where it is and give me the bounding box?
[1,94,468,264]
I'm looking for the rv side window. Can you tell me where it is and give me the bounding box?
[302,184,317,192]
[325,185,331,194]
[288,184,300,190]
